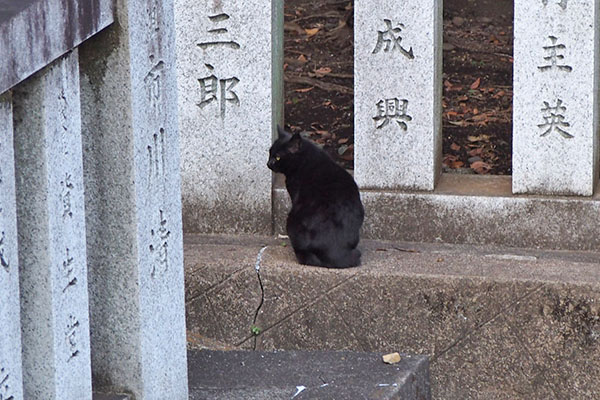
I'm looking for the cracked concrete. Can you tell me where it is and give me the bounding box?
[184,234,600,399]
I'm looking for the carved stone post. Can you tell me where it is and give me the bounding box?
[354,0,443,191]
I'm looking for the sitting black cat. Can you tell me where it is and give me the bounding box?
[267,126,364,268]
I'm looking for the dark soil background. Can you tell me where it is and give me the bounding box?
[283,0,514,175]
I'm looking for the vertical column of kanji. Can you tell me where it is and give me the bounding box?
[132,0,188,396]
[354,0,442,190]
[0,92,24,400]
[79,0,188,397]
[513,0,600,195]
[175,0,284,233]
[12,50,92,399]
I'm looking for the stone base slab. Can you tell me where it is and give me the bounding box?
[273,173,600,251]
[92,394,130,400]
[184,234,600,400]
[187,350,430,399]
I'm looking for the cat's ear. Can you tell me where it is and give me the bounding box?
[277,125,291,140]
[288,132,303,153]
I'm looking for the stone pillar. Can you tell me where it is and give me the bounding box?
[78,0,188,397]
[12,50,92,399]
[354,0,443,191]
[0,92,24,400]
[513,0,599,195]
[175,0,284,234]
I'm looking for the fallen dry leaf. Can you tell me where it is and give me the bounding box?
[297,54,307,63]
[470,160,492,174]
[470,77,481,90]
[294,87,313,93]
[470,114,488,122]
[450,142,461,152]
[313,66,332,78]
[305,27,320,37]
[382,352,401,364]
[468,147,483,157]
[284,21,305,35]
[339,144,354,161]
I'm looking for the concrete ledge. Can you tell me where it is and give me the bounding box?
[0,0,113,94]
[184,234,600,399]
[187,350,430,400]
[273,173,600,250]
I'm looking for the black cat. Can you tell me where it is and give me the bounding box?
[267,126,364,268]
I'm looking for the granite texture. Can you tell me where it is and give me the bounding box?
[0,92,24,400]
[13,50,92,399]
[79,0,188,397]
[188,350,431,400]
[92,393,131,400]
[0,0,114,94]
[175,0,283,234]
[354,0,442,191]
[184,234,600,399]
[272,173,600,251]
[513,0,600,195]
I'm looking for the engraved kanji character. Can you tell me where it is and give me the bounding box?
[197,64,240,119]
[197,13,240,50]
[60,173,74,218]
[0,231,8,272]
[0,366,12,400]
[149,210,171,277]
[372,19,414,60]
[542,0,568,10]
[538,36,572,72]
[61,248,77,292]
[65,315,80,362]
[373,98,413,130]
[148,128,166,181]
[538,99,573,138]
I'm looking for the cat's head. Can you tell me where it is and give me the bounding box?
[267,125,304,173]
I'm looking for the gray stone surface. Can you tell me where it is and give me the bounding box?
[184,234,600,399]
[13,50,92,399]
[79,0,188,397]
[354,0,442,191]
[513,0,600,195]
[0,92,24,400]
[272,173,600,251]
[92,393,131,400]
[188,350,430,400]
[0,0,113,94]
[175,0,283,234]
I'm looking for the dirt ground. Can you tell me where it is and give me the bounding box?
[283,0,514,175]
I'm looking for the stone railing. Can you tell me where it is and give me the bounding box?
[176,0,600,251]
[1,0,188,398]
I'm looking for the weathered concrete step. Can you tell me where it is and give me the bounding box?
[272,174,600,251]
[184,234,600,400]
[187,349,430,399]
